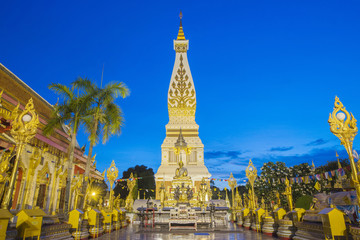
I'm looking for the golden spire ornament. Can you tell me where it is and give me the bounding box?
[328,97,360,208]
[106,160,118,210]
[246,159,257,210]
[228,173,237,209]
[177,11,186,40]
[2,98,39,209]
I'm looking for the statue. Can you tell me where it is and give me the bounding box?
[174,160,189,179]
[174,183,193,202]
[114,195,121,209]
[243,193,248,208]
[283,177,293,211]
[0,146,14,200]
[125,173,136,211]
[159,181,166,208]
[98,198,103,210]
[199,177,208,204]
[309,197,318,210]
[272,191,281,210]
[234,188,242,209]
[276,191,281,206]
[261,198,265,209]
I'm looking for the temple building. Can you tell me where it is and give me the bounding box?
[0,63,103,213]
[155,14,211,198]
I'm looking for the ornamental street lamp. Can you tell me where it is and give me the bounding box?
[328,97,360,206]
[1,98,39,209]
[228,173,237,221]
[228,173,237,209]
[106,160,118,210]
[246,159,257,211]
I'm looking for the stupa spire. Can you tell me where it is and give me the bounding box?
[177,11,186,40]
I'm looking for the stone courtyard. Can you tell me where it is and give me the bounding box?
[96,224,277,240]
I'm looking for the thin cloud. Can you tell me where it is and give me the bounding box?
[254,147,345,168]
[306,138,328,146]
[269,146,294,152]
[205,150,241,159]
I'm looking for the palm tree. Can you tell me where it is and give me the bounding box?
[72,78,129,208]
[43,78,94,215]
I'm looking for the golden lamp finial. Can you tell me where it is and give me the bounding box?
[177,11,186,40]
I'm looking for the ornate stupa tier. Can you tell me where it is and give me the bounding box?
[168,13,196,124]
[155,13,211,200]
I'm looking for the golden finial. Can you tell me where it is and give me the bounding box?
[177,11,186,40]
[336,151,342,169]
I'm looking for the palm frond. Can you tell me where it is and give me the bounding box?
[101,103,124,143]
[72,77,97,93]
[104,81,130,99]
[48,83,74,101]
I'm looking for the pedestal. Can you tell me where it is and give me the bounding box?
[277,219,295,240]
[262,216,276,236]
[243,216,251,229]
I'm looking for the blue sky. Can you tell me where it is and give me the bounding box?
[1,0,360,188]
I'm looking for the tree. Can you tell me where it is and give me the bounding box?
[73,78,129,208]
[43,79,93,216]
[114,165,155,200]
[254,161,289,208]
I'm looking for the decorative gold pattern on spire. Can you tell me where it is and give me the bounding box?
[168,54,196,117]
[177,11,186,41]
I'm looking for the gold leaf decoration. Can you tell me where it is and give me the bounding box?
[168,54,196,117]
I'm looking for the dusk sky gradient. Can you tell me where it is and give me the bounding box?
[1,0,360,187]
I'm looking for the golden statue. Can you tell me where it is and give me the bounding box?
[276,191,281,206]
[175,183,193,203]
[174,159,189,179]
[199,177,208,204]
[0,146,14,201]
[114,195,121,209]
[125,173,136,211]
[234,188,242,209]
[261,198,265,209]
[309,197,318,210]
[283,177,293,211]
[98,198,103,210]
[71,173,83,209]
[159,181,166,208]
[243,193,248,208]
[272,191,281,210]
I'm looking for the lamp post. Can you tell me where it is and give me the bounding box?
[328,97,360,205]
[228,173,237,221]
[246,159,257,211]
[106,160,118,210]
[1,98,39,209]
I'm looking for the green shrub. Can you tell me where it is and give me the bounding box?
[295,195,313,210]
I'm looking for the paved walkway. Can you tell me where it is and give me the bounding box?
[96,224,277,240]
